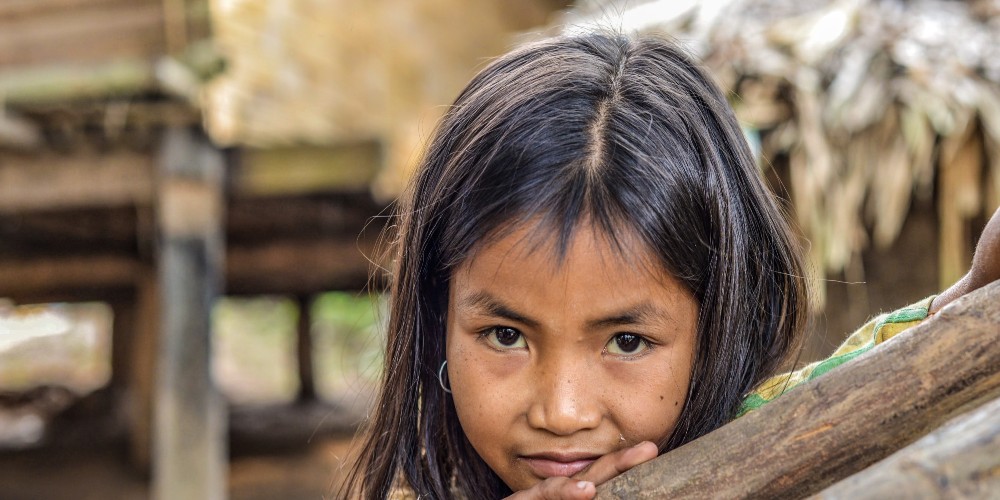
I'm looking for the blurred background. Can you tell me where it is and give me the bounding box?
[0,0,997,498]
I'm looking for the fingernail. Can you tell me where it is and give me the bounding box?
[577,481,590,490]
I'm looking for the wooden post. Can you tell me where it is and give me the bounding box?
[129,271,160,474]
[597,280,1000,499]
[109,299,136,391]
[296,295,316,402]
[153,127,226,500]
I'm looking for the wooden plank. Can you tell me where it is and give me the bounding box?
[0,143,380,213]
[226,193,386,242]
[0,254,138,299]
[0,239,382,302]
[0,207,139,256]
[0,0,150,20]
[816,395,1000,499]
[153,127,226,500]
[0,152,154,213]
[225,237,382,295]
[0,3,165,68]
[597,280,1000,499]
[234,142,382,197]
[0,59,157,105]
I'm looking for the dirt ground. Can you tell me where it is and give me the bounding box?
[0,434,360,500]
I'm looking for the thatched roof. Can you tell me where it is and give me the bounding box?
[203,0,568,197]
[568,0,1000,300]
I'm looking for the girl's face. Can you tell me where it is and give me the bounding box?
[446,222,699,491]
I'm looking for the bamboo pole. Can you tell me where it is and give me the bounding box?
[597,280,1000,499]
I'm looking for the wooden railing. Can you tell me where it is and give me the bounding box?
[598,280,1000,499]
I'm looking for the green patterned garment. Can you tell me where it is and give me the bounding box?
[737,296,935,418]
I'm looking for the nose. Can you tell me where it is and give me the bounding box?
[526,359,602,436]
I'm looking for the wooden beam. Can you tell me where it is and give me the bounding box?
[233,142,382,197]
[0,238,382,302]
[0,254,138,300]
[0,143,382,213]
[0,59,158,103]
[153,127,226,499]
[0,151,154,213]
[816,395,1000,499]
[597,280,1000,499]
[225,237,382,295]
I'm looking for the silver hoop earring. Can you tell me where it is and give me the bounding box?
[438,360,452,394]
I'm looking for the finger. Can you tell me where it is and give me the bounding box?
[506,477,596,500]
[576,441,659,485]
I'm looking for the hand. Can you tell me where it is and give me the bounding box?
[504,441,659,500]
[931,207,1000,313]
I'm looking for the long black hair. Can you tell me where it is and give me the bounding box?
[343,32,807,499]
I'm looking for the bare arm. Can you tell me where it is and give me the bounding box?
[930,207,1000,314]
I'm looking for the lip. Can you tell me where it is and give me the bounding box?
[520,452,600,478]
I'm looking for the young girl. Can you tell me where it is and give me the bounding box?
[343,32,1000,499]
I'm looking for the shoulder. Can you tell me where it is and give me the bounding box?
[736,295,935,418]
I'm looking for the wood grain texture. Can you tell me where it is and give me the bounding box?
[597,280,1000,499]
[815,395,1000,499]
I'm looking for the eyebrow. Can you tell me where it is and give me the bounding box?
[585,302,658,330]
[460,291,541,329]
[459,291,661,331]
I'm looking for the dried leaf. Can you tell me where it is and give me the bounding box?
[938,115,983,287]
[899,104,936,197]
[868,113,913,248]
[765,0,862,66]
[984,135,1000,216]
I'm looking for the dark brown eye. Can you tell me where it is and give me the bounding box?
[483,326,526,349]
[606,333,648,356]
[495,327,520,346]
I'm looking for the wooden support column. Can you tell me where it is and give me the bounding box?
[296,295,316,402]
[130,271,160,474]
[153,127,226,500]
[110,299,137,390]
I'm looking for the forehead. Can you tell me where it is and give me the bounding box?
[452,221,690,309]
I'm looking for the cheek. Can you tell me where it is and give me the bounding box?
[446,337,526,461]
[610,351,693,443]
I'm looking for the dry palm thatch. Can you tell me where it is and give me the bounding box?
[568,0,1000,306]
